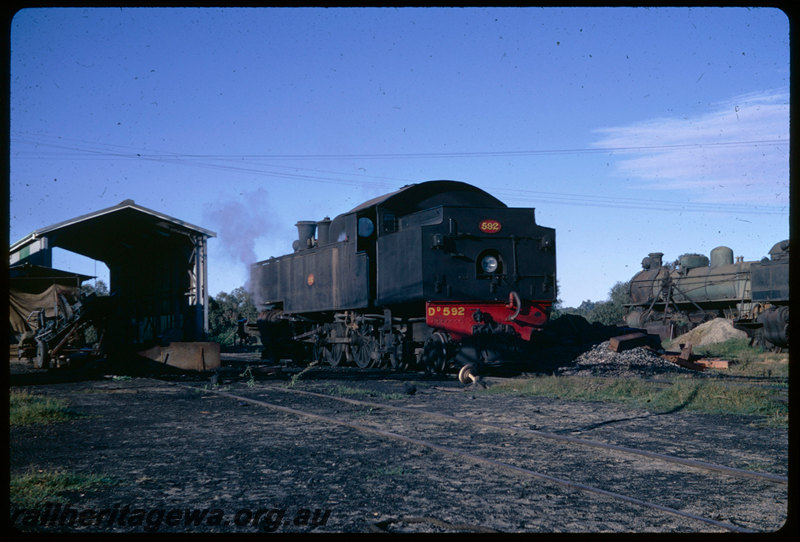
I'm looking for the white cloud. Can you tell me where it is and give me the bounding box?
[593,90,789,205]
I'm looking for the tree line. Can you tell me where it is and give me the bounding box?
[550,280,631,326]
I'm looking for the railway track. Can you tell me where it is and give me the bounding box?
[175,379,786,533]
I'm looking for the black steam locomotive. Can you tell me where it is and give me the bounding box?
[624,240,789,349]
[250,180,557,374]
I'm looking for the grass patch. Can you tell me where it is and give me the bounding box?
[9,389,83,426]
[330,385,406,401]
[286,363,319,388]
[10,469,117,508]
[369,465,406,478]
[481,375,788,427]
[665,338,789,378]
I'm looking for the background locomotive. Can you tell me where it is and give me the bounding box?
[624,240,789,349]
[249,180,557,373]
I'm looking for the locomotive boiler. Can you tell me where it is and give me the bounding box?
[624,240,789,348]
[249,180,557,373]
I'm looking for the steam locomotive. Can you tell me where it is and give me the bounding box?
[249,180,557,374]
[624,240,789,349]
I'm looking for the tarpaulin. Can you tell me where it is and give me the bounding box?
[9,284,80,336]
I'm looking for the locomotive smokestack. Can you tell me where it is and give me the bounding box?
[316,217,331,246]
[295,221,317,251]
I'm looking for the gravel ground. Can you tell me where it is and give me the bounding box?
[9,350,790,534]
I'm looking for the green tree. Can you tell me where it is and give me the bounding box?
[549,280,564,318]
[553,281,631,326]
[81,280,109,296]
[555,300,595,319]
[585,281,631,325]
[77,280,109,345]
[208,287,259,346]
[608,280,632,307]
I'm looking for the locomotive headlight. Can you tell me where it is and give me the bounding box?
[481,254,499,274]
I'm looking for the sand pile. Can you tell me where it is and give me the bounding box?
[670,318,748,347]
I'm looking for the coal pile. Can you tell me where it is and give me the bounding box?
[557,341,696,378]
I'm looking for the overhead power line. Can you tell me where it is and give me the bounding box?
[10,131,788,161]
[9,132,790,216]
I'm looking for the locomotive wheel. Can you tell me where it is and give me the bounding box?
[324,344,346,367]
[353,334,378,368]
[423,332,449,374]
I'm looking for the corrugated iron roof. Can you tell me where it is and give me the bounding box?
[10,199,216,263]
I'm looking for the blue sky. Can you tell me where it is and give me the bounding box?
[9,7,790,308]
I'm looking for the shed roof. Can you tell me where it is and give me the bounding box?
[10,199,216,264]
